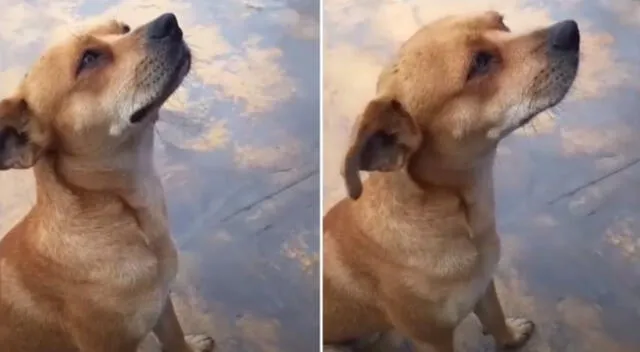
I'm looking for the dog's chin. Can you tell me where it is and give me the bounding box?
[512,68,578,132]
[518,89,574,129]
[130,49,191,124]
[490,86,575,140]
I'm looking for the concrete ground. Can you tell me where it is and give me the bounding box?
[323,0,640,351]
[0,0,319,351]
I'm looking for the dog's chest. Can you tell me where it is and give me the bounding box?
[118,179,178,335]
[61,189,178,333]
[380,186,501,324]
[438,188,500,324]
[439,239,499,324]
[80,240,176,337]
[125,175,178,282]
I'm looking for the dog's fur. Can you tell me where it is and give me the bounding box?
[323,12,580,351]
[0,14,214,352]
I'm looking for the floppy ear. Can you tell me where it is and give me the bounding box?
[0,97,42,170]
[341,96,421,200]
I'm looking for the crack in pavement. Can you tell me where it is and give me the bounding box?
[548,155,640,205]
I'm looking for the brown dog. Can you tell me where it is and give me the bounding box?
[323,12,580,351]
[0,14,214,352]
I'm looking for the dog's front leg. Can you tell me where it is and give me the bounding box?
[474,280,534,349]
[153,297,215,352]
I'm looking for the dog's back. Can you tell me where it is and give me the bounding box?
[323,197,390,343]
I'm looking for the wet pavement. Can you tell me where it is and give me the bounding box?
[323,0,640,351]
[0,0,319,351]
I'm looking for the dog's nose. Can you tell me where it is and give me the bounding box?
[147,13,181,40]
[548,20,580,52]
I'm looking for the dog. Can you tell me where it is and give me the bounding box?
[323,11,580,351]
[0,13,215,352]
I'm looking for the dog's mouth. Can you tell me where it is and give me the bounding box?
[130,46,191,124]
[491,58,578,140]
[518,59,579,129]
[515,20,580,129]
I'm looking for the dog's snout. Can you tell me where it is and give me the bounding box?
[548,20,580,52]
[147,13,182,40]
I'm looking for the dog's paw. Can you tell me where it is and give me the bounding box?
[500,317,534,349]
[185,334,215,352]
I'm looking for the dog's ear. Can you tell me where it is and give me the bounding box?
[0,97,43,170]
[341,96,421,200]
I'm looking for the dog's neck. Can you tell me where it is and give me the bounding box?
[362,149,498,239]
[49,126,157,194]
[33,126,166,230]
[28,125,176,274]
[406,148,496,192]
[418,150,497,237]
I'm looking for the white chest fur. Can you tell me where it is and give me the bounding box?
[439,171,501,324]
[439,237,500,324]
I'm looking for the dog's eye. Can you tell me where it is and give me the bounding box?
[467,51,494,80]
[122,24,131,33]
[77,50,102,74]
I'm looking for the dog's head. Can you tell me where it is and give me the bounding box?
[343,11,580,199]
[0,13,191,170]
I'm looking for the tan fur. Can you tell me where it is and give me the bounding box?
[0,14,214,352]
[324,12,580,351]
